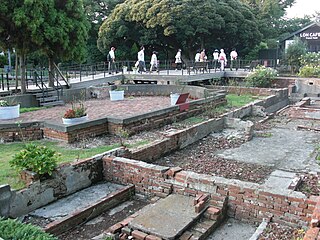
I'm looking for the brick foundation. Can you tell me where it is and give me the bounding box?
[103,156,316,228]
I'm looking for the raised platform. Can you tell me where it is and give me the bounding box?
[129,194,202,239]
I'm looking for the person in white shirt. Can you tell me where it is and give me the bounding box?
[219,49,227,71]
[213,49,219,71]
[137,46,146,73]
[230,49,238,71]
[175,49,182,70]
[150,51,158,72]
[108,47,117,74]
[195,50,201,62]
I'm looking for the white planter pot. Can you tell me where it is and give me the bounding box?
[62,115,88,125]
[109,90,124,101]
[0,104,20,119]
[170,93,180,106]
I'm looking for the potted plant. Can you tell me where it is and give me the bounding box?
[0,99,20,120]
[62,100,88,124]
[9,143,59,186]
[109,87,125,101]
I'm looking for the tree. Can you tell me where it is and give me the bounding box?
[98,0,261,60]
[286,37,307,73]
[0,0,90,89]
[83,0,124,63]
[240,0,295,40]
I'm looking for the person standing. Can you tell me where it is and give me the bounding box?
[137,46,146,73]
[108,47,117,74]
[195,50,201,62]
[200,49,207,62]
[213,49,219,72]
[219,49,227,71]
[150,51,158,72]
[230,49,238,71]
[175,49,182,70]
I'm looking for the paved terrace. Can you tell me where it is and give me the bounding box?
[0,96,171,124]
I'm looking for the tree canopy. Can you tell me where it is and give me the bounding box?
[0,0,90,91]
[98,0,262,59]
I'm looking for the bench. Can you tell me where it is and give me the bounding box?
[186,62,209,73]
[244,60,259,71]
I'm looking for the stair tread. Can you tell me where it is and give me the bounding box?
[40,100,64,107]
[37,96,59,102]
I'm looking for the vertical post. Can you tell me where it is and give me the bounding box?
[1,73,4,90]
[80,64,82,82]
[6,73,9,91]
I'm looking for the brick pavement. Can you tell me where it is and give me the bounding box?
[0,96,171,124]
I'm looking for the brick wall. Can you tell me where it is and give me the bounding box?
[0,124,43,142]
[123,118,224,162]
[43,122,109,143]
[303,197,320,239]
[103,156,315,227]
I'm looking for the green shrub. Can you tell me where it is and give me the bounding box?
[245,65,277,88]
[299,52,320,77]
[299,66,320,78]
[10,143,59,175]
[0,218,58,240]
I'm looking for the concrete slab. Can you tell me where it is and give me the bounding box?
[217,125,320,172]
[207,218,256,240]
[129,194,200,240]
[263,170,296,190]
[30,182,124,220]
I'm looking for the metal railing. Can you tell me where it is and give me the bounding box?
[0,58,281,93]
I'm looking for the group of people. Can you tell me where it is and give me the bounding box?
[106,46,238,74]
[200,48,238,71]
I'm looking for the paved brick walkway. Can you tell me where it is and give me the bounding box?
[0,96,171,124]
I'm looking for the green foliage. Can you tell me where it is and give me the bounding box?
[0,218,58,240]
[0,55,8,67]
[98,0,261,59]
[245,42,268,60]
[286,37,307,71]
[299,66,320,78]
[299,52,320,77]
[10,143,59,176]
[245,65,277,88]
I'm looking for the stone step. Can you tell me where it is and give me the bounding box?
[180,218,220,240]
[40,100,64,107]
[101,194,228,240]
[37,96,59,102]
[25,182,134,236]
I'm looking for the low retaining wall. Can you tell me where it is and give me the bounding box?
[0,122,43,142]
[0,153,107,217]
[103,156,315,228]
[123,118,224,162]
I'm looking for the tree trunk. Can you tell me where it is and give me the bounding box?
[15,54,19,91]
[48,57,55,87]
[19,54,27,94]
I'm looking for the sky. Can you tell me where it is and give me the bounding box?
[285,0,320,18]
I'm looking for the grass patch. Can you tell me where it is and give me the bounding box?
[0,140,120,190]
[226,94,261,108]
[20,107,47,113]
